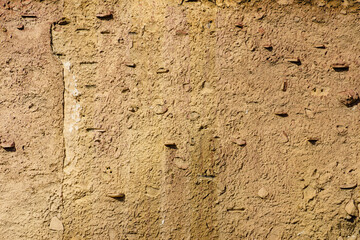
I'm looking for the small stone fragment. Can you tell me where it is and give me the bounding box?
[49,217,64,231]
[232,138,246,146]
[145,186,160,198]
[263,43,272,50]
[340,183,357,190]
[121,87,130,93]
[1,141,15,149]
[156,68,169,74]
[235,22,244,28]
[173,157,189,170]
[274,110,288,117]
[154,105,168,115]
[281,80,288,92]
[107,193,125,199]
[57,17,70,25]
[96,11,113,20]
[258,187,268,199]
[16,24,24,30]
[303,186,317,201]
[285,57,301,64]
[331,63,349,70]
[124,62,136,68]
[338,90,359,107]
[345,200,358,216]
[314,44,325,49]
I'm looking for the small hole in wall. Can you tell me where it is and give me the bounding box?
[308,139,318,145]
[4,147,16,152]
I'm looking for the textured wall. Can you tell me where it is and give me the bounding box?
[1,0,360,239]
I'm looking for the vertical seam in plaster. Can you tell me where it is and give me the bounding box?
[50,23,66,240]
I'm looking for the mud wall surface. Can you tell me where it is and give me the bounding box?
[0,0,360,239]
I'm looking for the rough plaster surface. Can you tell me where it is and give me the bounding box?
[0,0,360,239]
